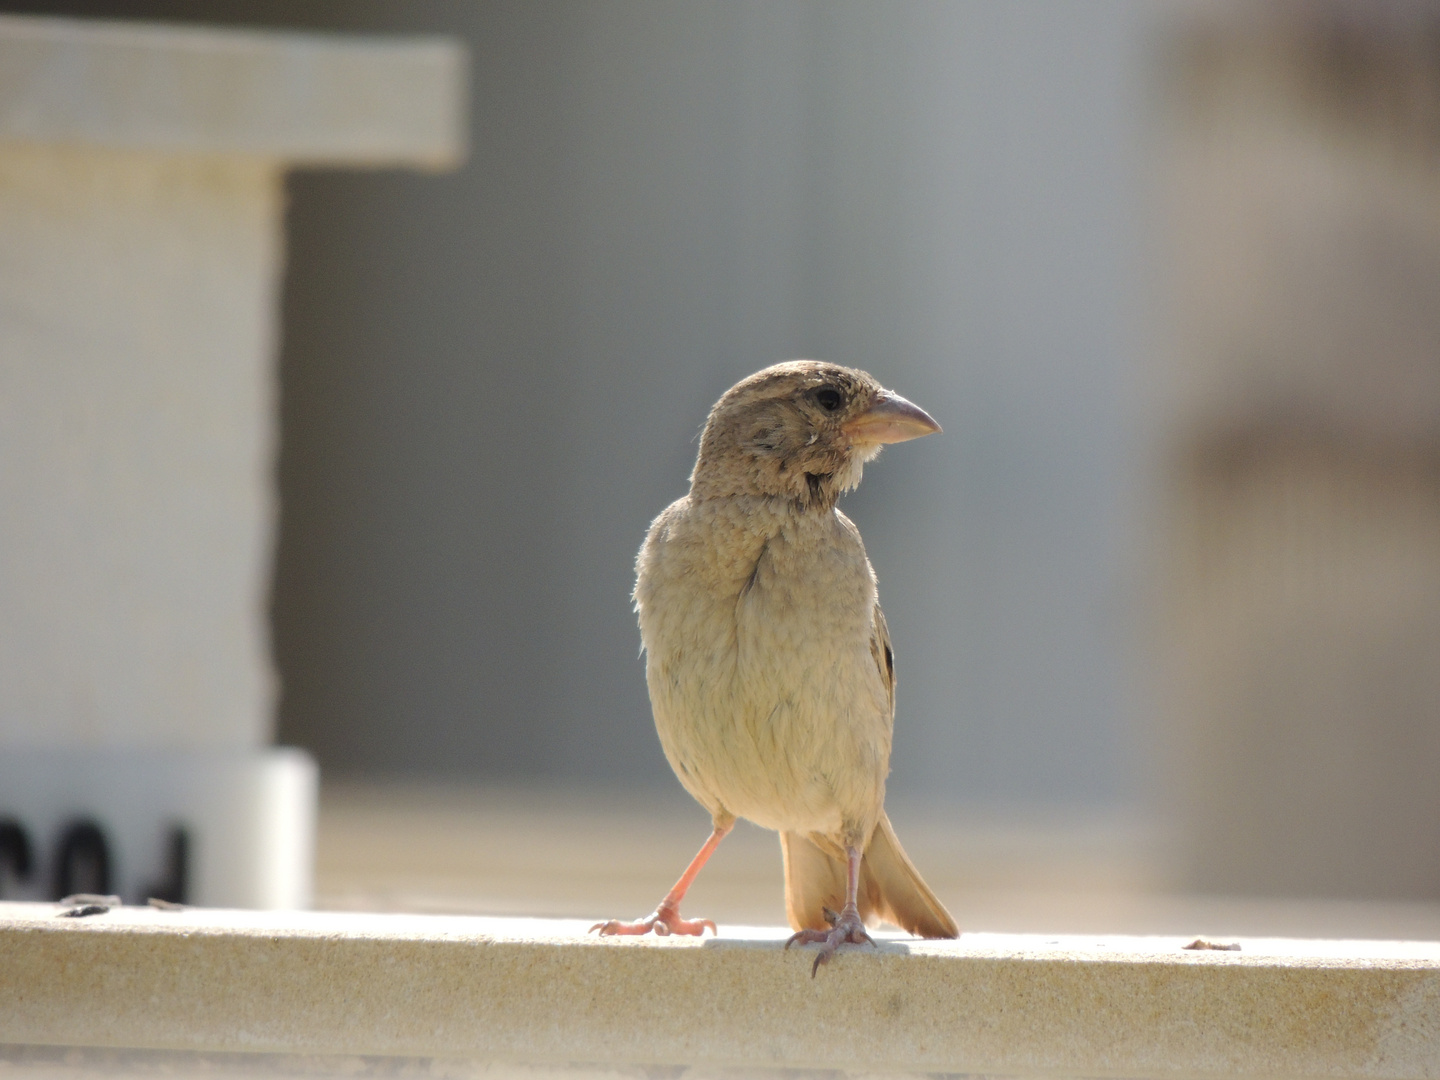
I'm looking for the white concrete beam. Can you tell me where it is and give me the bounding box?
[1,905,1437,1079]
[0,13,465,167]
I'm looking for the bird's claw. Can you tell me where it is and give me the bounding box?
[785,907,875,976]
[589,908,716,938]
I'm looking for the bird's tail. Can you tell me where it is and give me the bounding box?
[781,810,958,939]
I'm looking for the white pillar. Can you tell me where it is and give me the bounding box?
[0,14,465,907]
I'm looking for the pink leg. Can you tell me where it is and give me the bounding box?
[784,844,876,975]
[590,818,732,938]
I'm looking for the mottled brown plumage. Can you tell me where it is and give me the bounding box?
[591,361,957,973]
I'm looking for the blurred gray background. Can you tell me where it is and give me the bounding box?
[8,0,1440,912]
[8,0,1148,807]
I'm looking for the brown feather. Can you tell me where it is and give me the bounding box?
[859,811,959,938]
[782,811,958,939]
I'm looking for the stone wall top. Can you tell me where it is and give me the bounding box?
[0,14,465,167]
[2,904,1438,1078]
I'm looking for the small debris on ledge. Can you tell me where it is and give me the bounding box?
[1184,937,1241,951]
[56,894,121,918]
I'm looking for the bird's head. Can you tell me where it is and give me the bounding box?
[690,360,940,509]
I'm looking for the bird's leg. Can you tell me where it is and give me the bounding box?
[590,817,732,937]
[784,844,875,975]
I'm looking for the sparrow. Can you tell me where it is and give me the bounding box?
[591,360,958,973]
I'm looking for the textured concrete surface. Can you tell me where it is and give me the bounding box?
[0,13,465,166]
[0,143,281,748]
[1,903,1437,1079]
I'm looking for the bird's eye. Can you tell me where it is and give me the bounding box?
[815,388,843,412]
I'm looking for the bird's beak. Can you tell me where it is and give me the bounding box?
[843,390,942,445]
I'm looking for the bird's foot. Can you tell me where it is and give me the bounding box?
[590,903,716,938]
[784,904,875,976]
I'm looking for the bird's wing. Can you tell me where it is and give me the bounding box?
[870,602,896,725]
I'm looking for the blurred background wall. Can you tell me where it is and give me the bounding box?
[5,0,1148,809]
[1151,3,1440,899]
[15,0,1439,909]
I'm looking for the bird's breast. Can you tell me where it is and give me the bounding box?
[636,496,891,835]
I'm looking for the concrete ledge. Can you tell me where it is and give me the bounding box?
[2,903,1437,1079]
[0,14,465,166]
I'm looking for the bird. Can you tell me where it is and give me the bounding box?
[591,360,958,974]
